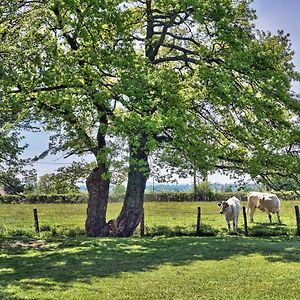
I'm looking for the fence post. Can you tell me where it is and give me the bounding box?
[33,208,40,233]
[242,206,248,236]
[295,206,300,236]
[140,209,145,237]
[196,207,201,235]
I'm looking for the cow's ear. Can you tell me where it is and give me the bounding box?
[217,202,222,207]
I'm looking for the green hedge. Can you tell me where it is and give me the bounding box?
[0,194,88,204]
[144,191,299,202]
[0,191,298,204]
[0,194,127,204]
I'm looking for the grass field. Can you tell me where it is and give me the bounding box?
[0,201,300,237]
[0,201,300,299]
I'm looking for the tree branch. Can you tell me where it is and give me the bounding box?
[8,84,84,94]
[152,55,199,65]
[162,43,198,55]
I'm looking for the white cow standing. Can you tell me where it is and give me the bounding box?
[218,196,240,233]
[247,191,281,224]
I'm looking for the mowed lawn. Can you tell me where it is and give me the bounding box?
[0,201,300,299]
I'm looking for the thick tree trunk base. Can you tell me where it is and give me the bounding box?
[85,166,109,237]
[86,207,143,238]
[102,132,149,237]
[85,132,148,237]
[106,207,143,237]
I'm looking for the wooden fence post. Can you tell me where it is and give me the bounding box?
[295,206,300,236]
[196,207,201,235]
[33,208,39,233]
[140,209,145,237]
[242,206,248,236]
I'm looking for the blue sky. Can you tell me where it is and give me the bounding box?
[21,0,300,184]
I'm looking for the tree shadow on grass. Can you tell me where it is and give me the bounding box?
[0,235,299,298]
[249,222,295,237]
[145,224,218,237]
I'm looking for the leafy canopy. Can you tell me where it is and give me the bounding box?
[0,0,299,189]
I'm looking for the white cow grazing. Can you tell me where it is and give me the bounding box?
[257,194,281,224]
[218,197,240,233]
[247,192,268,223]
[247,191,281,223]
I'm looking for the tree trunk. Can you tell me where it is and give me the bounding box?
[85,164,110,237]
[108,133,149,237]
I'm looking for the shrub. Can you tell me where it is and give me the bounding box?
[143,191,299,202]
[0,193,88,204]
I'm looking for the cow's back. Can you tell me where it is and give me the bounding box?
[247,192,265,207]
[260,194,280,213]
[227,197,240,218]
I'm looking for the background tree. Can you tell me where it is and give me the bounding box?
[0,78,31,194]
[0,132,26,194]
[36,172,81,194]
[111,184,126,196]
[23,174,38,194]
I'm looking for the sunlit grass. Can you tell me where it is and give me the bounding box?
[0,236,299,299]
[0,200,299,237]
[0,201,300,299]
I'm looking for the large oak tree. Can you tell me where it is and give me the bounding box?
[1,0,299,236]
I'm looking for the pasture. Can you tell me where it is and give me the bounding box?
[0,201,299,237]
[1,201,300,299]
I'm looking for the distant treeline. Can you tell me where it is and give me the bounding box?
[0,191,298,204]
[145,183,260,193]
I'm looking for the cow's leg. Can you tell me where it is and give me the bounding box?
[276,211,282,224]
[233,219,237,233]
[250,207,256,223]
[268,211,272,223]
[227,221,231,232]
[235,217,239,233]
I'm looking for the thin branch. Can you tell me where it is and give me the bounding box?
[152,55,198,65]
[162,43,198,55]
[154,31,201,47]
[8,84,84,94]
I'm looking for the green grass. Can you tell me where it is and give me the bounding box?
[0,201,300,299]
[0,236,299,299]
[0,201,299,237]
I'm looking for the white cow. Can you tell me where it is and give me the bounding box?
[257,194,281,224]
[247,191,281,223]
[218,196,240,233]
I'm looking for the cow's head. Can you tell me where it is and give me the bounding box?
[217,201,229,214]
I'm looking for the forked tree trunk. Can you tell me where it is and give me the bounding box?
[112,165,148,236]
[85,164,110,237]
[108,133,149,237]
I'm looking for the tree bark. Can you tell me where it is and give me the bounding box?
[108,132,149,237]
[85,101,111,237]
[85,164,110,236]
